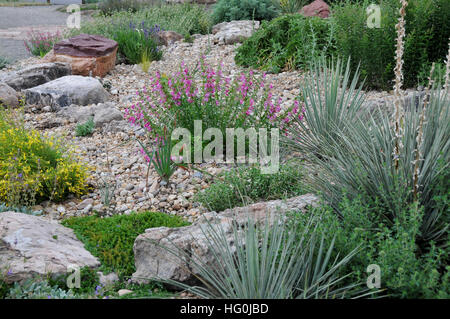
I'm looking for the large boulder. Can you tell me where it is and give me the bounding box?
[0,63,71,91]
[56,102,123,127]
[44,34,118,78]
[212,20,260,45]
[0,82,20,108]
[132,194,319,285]
[300,0,330,19]
[25,75,110,110]
[0,212,100,283]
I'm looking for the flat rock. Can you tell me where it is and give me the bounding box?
[131,194,318,285]
[25,75,110,110]
[0,212,100,283]
[0,63,71,91]
[212,20,260,45]
[0,82,19,108]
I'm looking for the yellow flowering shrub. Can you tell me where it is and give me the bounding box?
[0,109,90,205]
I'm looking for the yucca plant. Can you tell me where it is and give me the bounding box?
[283,57,366,159]
[153,214,362,299]
[284,57,449,241]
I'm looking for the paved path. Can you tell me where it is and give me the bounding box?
[0,5,69,62]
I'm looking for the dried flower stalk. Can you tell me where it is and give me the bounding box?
[393,0,408,170]
[444,38,450,92]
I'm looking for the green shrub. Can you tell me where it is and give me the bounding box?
[235,14,336,73]
[0,109,90,206]
[332,0,450,90]
[0,56,8,70]
[62,211,189,278]
[160,213,361,299]
[194,163,306,212]
[212,0,279,24]
[417,62,447,88]
[331,0,397,90]
[75,117,95,137]
[291,197,450,298]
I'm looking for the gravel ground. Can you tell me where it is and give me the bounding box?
[1,33,396,223]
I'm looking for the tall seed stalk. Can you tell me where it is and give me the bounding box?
[444,38,450,92]
[393,0,408,170]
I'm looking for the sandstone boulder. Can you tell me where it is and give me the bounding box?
[132,194,319,285]
[300,0,330,19]
[44,34,118,78]
[0,82,20,108]
[212,20,260,45]
[25,75,110,110]
[0,212,100,283]
[0,63,71,91]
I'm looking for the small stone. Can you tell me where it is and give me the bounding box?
[78,198,94,210]
[118,289,133,297]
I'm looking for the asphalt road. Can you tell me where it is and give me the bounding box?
[0,5,69,62]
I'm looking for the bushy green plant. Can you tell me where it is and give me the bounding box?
[75,117,95,137]
[417,62,447,88]
[332,0,450,90]
[62,211,189,277]
[0,108,90,205]
[235,14,336,73]
[212,0,279,24]
[0,56,8,70]
[158,214,361,299]
[291,197,449,298]
[194,163,306,212]
[112,22,162,65]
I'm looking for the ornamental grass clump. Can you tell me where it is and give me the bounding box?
[24,30,63,57]
[113,22,163,65]
[0,109,90,206]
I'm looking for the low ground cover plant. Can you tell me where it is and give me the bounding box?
[0,109,89,206]
[194,163,306,212]
[62,211,189,278]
